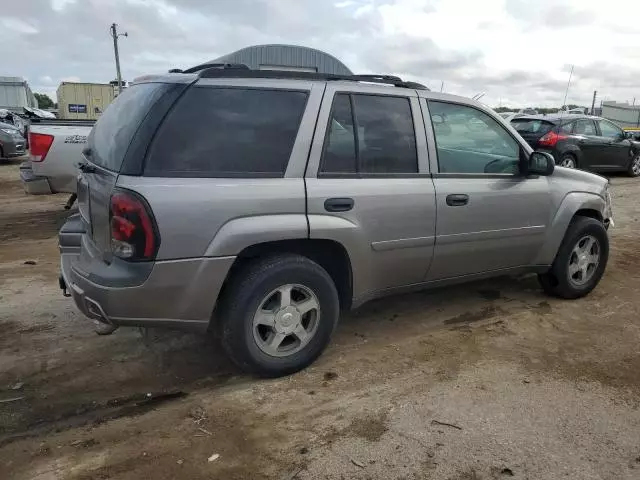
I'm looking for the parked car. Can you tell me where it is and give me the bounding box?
[510,114,640,176]
[20,118,94,195]
[0,120,26,159]
[59,68,614,377]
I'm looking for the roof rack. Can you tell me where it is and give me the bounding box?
[169,63,251,74]
[190,64,429,90]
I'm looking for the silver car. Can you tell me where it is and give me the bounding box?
[59,68,613,377]
[0,121,26,159]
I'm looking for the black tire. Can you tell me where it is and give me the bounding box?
[627,153,640,177]
[559,153,577,169]
[538,216,609,299]
[218,254,340,377]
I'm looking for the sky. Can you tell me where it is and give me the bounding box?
[2,0,639,108]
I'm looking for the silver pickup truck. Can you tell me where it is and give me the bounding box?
[20,119,94,195]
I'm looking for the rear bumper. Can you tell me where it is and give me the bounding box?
[20,162,54,194]
[59,217,235,331]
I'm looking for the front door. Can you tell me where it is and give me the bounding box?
[305,86,436,303]
[423,99,554,281]
[596,119,633,170]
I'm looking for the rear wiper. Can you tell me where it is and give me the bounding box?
[78,162,97,174]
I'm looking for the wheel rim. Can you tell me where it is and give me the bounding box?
[252,284,321,357]
[567,235,600,287]
[561,157,575,168]
[632,155,640,175]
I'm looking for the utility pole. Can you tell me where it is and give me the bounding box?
[440,81,444,92]
[590,90,597,115]
[110,23,128,95]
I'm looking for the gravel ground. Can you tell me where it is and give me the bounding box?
[0,160,639,480]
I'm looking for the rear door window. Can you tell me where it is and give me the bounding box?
[145,87,308,177]
[573,119,597,135]
[320,93,418,175]
[90,83,169,172]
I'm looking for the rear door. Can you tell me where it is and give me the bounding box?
[305,85,436,302]
[80,82,171,257]
[596,119,632,169]
[571,119,603,169]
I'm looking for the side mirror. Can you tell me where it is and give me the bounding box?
[528,151,555,176]
[624,131,633,139]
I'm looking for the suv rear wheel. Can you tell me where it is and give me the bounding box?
[219,254,340,377]
[538,216,608,299]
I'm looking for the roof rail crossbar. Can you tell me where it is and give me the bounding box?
[196,68,429,90]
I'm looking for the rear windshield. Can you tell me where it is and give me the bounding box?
[510,119,554,135]
[89,83,168,171]
[144,87,308,177]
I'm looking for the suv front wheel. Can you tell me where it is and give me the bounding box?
[538,216,609,299]
[219,254,340,377]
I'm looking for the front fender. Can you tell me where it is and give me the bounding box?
[532,192,606,265]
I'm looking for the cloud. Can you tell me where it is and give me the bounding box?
[1,0,639,108]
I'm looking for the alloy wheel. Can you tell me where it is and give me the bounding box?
[567,235,600,287]
[252,284,321,357]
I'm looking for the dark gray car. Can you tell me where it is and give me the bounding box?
[0,121,26,159]
[59,67,614,377]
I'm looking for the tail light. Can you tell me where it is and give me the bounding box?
[109,189,159,261]
[538,131,567,147]
[29,132,54,162]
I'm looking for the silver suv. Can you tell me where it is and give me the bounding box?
[59,66,613,377]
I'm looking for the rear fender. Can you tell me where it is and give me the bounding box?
[532,192,605,265]
[204,214,308,257]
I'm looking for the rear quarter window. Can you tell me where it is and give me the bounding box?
[144,87,309,177]
[89,83,169,172]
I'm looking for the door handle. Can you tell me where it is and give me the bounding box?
[324,197,354,212]
[446,194,469,206]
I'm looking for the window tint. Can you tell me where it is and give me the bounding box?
[510,119,554,134]
[429,101,520,174]
[320,94,417,174]
[90,83,168,171]
[573,119,597,135]
[559,122,574,134]
[145,87,308,177]
[598,119,623,139]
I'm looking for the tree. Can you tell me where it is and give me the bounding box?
[34,93,55,109]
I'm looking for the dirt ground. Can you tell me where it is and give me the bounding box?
[1,160,639,480]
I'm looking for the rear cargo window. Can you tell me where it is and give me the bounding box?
[89,83,168,172]
[510,119,554,134]
[144,87,308,177]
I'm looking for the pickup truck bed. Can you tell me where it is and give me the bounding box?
[20,119,94,195]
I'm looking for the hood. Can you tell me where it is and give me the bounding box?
[552,165,608,195]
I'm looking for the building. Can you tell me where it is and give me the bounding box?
[601,101,640,128]
[0,76,39,113]
[56,82,116,120]
[211,44,353,75]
